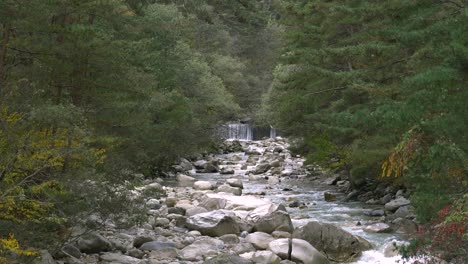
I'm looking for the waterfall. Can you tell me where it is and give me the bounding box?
[224,123,253,140]
[219,122,279,140]
[270,126,277,138]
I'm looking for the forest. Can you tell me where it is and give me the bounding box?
[0,0,466,263]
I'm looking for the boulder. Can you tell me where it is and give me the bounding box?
[76,233,112,254]
[186,210,240,237]
[204,160,219,173]
[204,254,253,264]
[139,241,177,251]
[186,206,209,216]
[99,252,141,264]
[240,251,281,264]
[34,250,56,264]
[393,205,415,219]
[179,237,224,261]
[253,163,271,174]
[324,192,337,202]
[167,207,186,215]
[217,184,242,196]
[219,234,240,244]
[193,181,215,190]
[267,238,329,264]
[220,167,235,174]
[233,242,256,255]
[148,247,180,260]
[293,221,372,262]
[165,196,177,207]
[246,204,292,234]
[226,178,243,189]
[200,197,227,211]
[177,174,196,182]
[385,197,410,212]
[245,232,275,250]
[179,158,193,171]
[364,223,392,233]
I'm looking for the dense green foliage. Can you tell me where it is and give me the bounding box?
[0,0,281,260]
[264,0,467,259]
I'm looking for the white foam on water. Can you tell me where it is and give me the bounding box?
[351,250,403,264]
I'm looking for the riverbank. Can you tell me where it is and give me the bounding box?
[35,138,419,264]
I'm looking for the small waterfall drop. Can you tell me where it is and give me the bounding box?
[225,123,253,140]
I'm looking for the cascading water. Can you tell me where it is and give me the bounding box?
[225,123,253,140]
[219,122,279,140]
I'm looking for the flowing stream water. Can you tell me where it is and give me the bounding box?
[166,139,412,263]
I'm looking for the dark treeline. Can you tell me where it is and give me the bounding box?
[261,0,467,260]
[0,0,282,260]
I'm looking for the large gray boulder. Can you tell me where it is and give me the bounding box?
[217,184,242,196]
[76,233,112,254]
[226,178,243,189]
[177,174,196,182]
[186,210,240,237]
[253,162,271,174]
[139,241,177,251]
[293,221,372,262]
[240,251,281,264]
[246,204,293,234]
[99,252,141,264]
[200,197,227,211]
[245,232,275,250]
[179,237,224,261]
[267,238,329,264]
[193,181,215,190]
[384,197,410,212]
[204,254,253,264]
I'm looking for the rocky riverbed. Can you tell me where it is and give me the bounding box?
[39,138,420,264]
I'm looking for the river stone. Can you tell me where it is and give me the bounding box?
[245,232,275,250]
[364,223,392,233]
[384,197,410,212]
[179,158,193,171]
[200,197,227,211]
[165,196,177,207]
[219,234,240,244]
[226,178,243,189]
[194,181,215,190]
[186,206,209,217]
[253,162,270,174]
[186,210,240,237]
[76,233,112,254]
[155,217,170,227]
[194,160,207,169]
[246,204,292,234]
[133,236,154,248]
[393,205,415,219]
[33,250,56,264]
[204,160,219,173]
[324,192,337,202]
[240,251,281,264]
[179,237,224,261]
[293,221,372,262]
[220,167,235,174]
[148,247,180,260]
[177,173,196,182]
[99,252,141,264]
[204,254,253,264]
[139,241,177,251]
[233,242,256,255]
[60,244,81,259]
[267,238,329,264]
[127,248,144,259]
[217,184,242,196]
[167,207,186,215]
